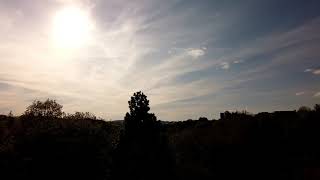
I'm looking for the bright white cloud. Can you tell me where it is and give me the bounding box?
[304,68,313,72]
[186,48,205,59]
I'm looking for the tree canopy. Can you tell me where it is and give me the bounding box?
[124,91,156,132]
[24,99,63,118]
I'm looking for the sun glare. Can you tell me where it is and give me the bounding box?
[52,6,92,49]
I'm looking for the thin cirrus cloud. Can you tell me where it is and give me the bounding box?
[304,68,320,75]
[313,69,320,75]
[0,0,320,120]
[295,92,305,96]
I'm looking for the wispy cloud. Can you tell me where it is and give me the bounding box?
[295,92,305,96]
[218,60,243,70]
[220,62,230,70]
[0,0,319,120]
[314,92,320,97]
[313,69,320,75]
[233,60,243,64]
[186,48,206,59]
[304,68,320,75]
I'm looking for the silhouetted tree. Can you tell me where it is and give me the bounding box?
[24,99,63,118]
[124,91,157,134]
[298,106,311,119]
[112,91,173,180]
[298,106,311,112]
[314,104,320,112]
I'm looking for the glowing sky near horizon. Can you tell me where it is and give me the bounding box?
[0,0,320,120]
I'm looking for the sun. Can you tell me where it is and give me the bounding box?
[52,6,92,49]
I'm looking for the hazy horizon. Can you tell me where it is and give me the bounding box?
[0,0,320,121]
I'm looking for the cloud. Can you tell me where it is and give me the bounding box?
[0,1,320,120]
[233,60,242,64]
[314,92,320,97]
[220,62,230,70]
[186,48,205,59]
[304,68,320,75]
[313,69,320,75]
[295,92,305,96]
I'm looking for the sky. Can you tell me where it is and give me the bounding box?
[0,0,320,121]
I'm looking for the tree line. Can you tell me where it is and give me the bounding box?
[0,91,320,180]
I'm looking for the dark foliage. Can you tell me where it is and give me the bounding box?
[1,98,320,180]
[112,91,173,180]
[123,91,157,135]
[24,99,63,118]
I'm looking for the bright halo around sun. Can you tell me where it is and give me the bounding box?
[52,6,92,49]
